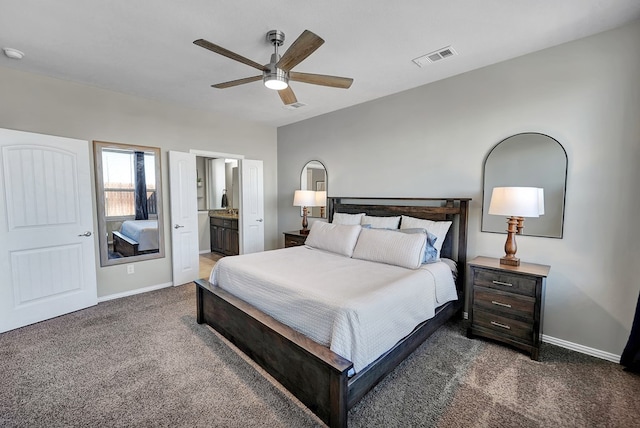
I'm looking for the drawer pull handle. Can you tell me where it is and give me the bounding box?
[492,280,513,287]
[491,321,511,330]
[491,301,512,308]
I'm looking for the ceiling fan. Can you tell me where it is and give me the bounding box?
[193,29,353,105]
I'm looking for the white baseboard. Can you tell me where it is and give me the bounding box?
[199,249,210,254]
[98,281,174,303]
[542,334,620,363]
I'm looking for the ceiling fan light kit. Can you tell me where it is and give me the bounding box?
[194,29,353,105]
[263,70,288,90]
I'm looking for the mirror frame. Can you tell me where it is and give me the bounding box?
[300,160,327,218]
[481,132,567,238]
[93,141,165,266]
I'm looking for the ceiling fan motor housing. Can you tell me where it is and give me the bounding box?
[266,30,285,46]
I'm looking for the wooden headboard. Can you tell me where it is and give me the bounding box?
[327,197,470,292]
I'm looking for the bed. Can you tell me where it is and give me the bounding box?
[112,219,159,257]
[194,197,470,427]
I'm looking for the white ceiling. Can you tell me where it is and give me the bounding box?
[2,1,639,128]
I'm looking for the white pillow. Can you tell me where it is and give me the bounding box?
[332,212,365,225]
[305,222,362,257]
[361,215,401,229]
[400,215,452,259]
[352,228,426,269]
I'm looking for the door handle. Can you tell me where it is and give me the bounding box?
[256,219,263,222]
[174,224,184,229]
[78,231,92,237]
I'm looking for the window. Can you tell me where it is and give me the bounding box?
[102,149,156,217]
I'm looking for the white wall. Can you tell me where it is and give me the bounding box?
[277,21,640,357]
[0,66,278,298]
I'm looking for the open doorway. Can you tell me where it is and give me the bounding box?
[196,156,238,280]
[193,151,243,281]
[169,149,264,286]
[196,156,240,259]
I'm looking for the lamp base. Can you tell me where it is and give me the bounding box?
[500,256,520,266]
[299,228,310,235]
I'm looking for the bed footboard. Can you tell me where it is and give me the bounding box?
[195,279,353,428]
[112,231,139,256]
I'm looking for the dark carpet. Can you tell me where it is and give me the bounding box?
[1,284,638,427]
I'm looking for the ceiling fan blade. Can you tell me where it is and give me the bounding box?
[194,39,266,71]
[276,30,324,72]
[289,72,353,89]
[212,75,262,89]
[278,86,298,105]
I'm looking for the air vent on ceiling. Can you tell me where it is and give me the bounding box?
[412,46,457,68]
[283,102,307,110]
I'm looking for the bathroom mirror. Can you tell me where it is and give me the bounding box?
[300,160,327,218]
[94,141,165,266]
[195,156,239,211]
[482,133,567,238]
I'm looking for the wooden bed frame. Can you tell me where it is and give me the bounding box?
[112,231,159,257]
[194,197,470,427]
[112,231,140,257]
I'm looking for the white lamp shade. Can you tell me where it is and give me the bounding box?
[293,190,317,207]
[315,191,327,206]
[537,188,545,215]
[488,187,541,218]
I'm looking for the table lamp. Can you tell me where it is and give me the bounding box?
[489,187,542,266]
[293,190,317,234]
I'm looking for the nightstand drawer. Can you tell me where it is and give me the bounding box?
[474,269,536,297]
[473,309,533,342]
[285,237,305,247]
[473,287,535,320]
[283,231,307,248]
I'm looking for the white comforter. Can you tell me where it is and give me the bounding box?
[119,220,158,251]
[209,245,457,373]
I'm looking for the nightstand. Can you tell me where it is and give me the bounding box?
[467,256,550,360]
[283,230,307,248]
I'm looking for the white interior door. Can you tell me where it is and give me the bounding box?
[0,128,97,333]
[169,151,199,285]
[240,159,264,254]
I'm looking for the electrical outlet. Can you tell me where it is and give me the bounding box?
[127,264,134,274]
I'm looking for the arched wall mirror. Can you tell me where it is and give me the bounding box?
[300,160,327,218]
[93,141,165,266]
[482,133,567,238]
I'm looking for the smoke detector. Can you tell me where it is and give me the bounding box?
[412,46,457,67]
[3,48,25,60]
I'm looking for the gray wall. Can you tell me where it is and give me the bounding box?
[277,21,640,357]
[0,66,278,298]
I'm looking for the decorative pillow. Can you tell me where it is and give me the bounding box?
[398,228,438,264]
[352,228,426,269]
[360,215,401,229]
[332,212,365,225]
[400,215,452,259]
[304,222,362,257]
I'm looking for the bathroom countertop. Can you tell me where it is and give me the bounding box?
[208,210,238,220]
